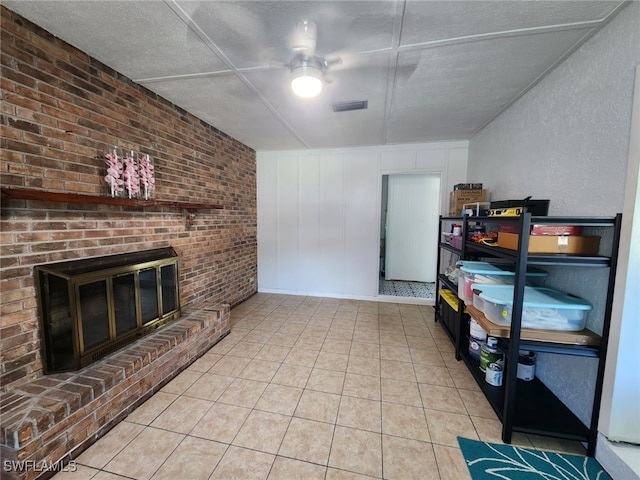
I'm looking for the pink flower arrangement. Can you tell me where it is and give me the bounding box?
[104,148,124,197]
[139,154,155,200]
[122,151,140,199]
[105,147,155,199]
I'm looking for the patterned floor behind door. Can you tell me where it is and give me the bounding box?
[379,277,436,298]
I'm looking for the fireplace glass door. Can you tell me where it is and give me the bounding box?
[36,247,181,373]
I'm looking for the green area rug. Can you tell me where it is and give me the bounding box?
[458,437,612,480]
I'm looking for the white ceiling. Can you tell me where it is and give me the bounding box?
[3,1,628,151]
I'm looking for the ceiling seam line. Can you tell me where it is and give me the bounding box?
[381,0,408,145]
[163,0,310,148]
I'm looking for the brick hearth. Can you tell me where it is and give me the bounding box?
[0,303,230,480]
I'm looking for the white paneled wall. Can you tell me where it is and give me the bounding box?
[257,142,468,299]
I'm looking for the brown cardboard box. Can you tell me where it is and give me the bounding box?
[497,232,600,254]
[449,189,487,216]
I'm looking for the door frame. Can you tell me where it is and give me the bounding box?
[377,170,443,299]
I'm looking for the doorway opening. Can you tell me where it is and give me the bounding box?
[379,173,441,300]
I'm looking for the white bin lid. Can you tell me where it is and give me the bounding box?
[474,285,592,310]
[458,261,547,277]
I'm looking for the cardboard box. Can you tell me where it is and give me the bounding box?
[449,189,487,216]
[454,183,483,191]
[497,232,600,254]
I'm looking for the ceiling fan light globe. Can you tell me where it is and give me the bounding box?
[290,64,324,98]
[291,75,323,98]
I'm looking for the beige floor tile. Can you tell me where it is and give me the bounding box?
[425,409,479,447]
[268,332,300,347]
[217,377,269,408]
[325,327,354,341]
[414,364,455,387]
[302,326,329,338]
[183,373,234,402]
[232,410,291,454]
[51,464,100,480]
[321,339,352,354]
[410,348,446,366]
[209,445,275,480]
[91,473,131,480]
[160,369,203,394]
[381,402,430,442]
[314,351,349,372]
[238,358,281,382]
[255,344,291,363]
[470,415,504,443]
[126,392,178,425]
[208,355,251,377]
[189,402,251,443]
[379,334,408,347]
[306,368,345,394]
[379,345,412,362]
[150,396,213,434]
[381,378,422,407]
[450,367,481,391]
[380,359,416,382]
[295,336,324,351]
[271,363,312,388]
[284,347,320,367]
[254,320,285,333]
[346,355,380,377]
[342,373,381,400]
[279,417,335,465]
[208,338,238,355]
[75,421,145,469]
[382,435,439,480]
[279,323,306,335]
[328,426,382,478]
[433,443,472,480]
[325,468,380,479]
[337,396,381,433]
[104,427,184,480]
[419,383,468,414]
[255,383,303,416]
[150,436,226,480]
[188,352,224,372]
[294,389,340,424]
[267,456,327,480]
[350,342,380,359]
[457,387,498,418]
[226,341,264,359]
[241,329,274,344]
[352,330,380,344]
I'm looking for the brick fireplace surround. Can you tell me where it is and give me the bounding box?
[1,6,257,479]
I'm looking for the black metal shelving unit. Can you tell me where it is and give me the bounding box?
[435,212,622,456]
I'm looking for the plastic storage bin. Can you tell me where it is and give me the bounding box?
[457,261,548,304]
[474,284,592,331]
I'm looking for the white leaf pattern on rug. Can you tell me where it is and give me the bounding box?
[458,437,612,480]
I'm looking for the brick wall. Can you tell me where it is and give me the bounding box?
[0,6,257,392]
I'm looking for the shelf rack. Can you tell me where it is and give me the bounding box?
[435,212,622,456]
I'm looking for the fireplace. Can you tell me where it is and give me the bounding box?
[35,247,181,373]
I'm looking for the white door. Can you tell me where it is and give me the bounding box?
[385,174,440,282]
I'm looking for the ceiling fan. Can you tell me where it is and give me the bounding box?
[287,20,341,98]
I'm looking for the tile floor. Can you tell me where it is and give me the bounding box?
[54,294,586,480]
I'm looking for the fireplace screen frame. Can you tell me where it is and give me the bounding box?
[35,247,181,373]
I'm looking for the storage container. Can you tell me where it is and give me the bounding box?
[458,261,547,304]
[476,285,592,331]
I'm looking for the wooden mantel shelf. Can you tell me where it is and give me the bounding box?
[1,187,223,211]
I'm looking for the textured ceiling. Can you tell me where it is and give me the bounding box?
[3,1,628,151]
